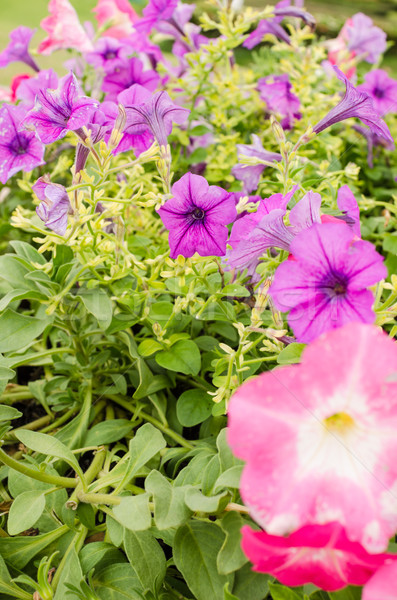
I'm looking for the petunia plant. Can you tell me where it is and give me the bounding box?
[0,0,396,599]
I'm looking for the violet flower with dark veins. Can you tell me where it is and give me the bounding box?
[357,69,397,117]
[86,37,127,73]
[0,26,39,72]
[0,104,45,184]
[33,175,72,236]
[313,66,393,142]
[232,134,282,193]
[135,0,179,34]
[16,69,59,110]
[102,57,160,102]
[120,84,189,150]
[157,172,237,258]
[22,72,99,144]
[258,74,301,130]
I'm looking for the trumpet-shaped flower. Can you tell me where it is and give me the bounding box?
[86,38,127,72]
[0,104,45,184]
[228,322,397,553]
[102,57,160,101]
[22,72,99,144]
[352,124,394,168]
[242,523,395,591]
[270,222,386,342]
[93,0,138,39]
[38,0,94,54]
[313,67,393,142]
[232,134,282,193]
[33,175,71,235]
[363,561,397,600]
[135,0,179,34]
[16,69,58,109]
[258,74,301,129]
[344,13,386,64]
[0,26,39,72]
[357,69,397,116]
[157,172,237,258]
[120,84,189,151]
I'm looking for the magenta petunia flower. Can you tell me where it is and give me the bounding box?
[363,560,397,600]
[258,74,301,129]
[270,222,386,343]
[157,172,237,258]
[16,69,59,110]
[344,13,387,64]
[0,104,45,184]
[93,0,138,39]
[86,37,127,72]
[102,57,160,101]
[135,0,179,34]
[227,322,397,552]
[232,134,282,193]
[120,84,189,151]
[357,69,397,116]
[33,175,72,236]
[313,66,393,142]
[0,26,39,72]
[38,0,93,55]
[241,523,395,591]
[22,72,99,144]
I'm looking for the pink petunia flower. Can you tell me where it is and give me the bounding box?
[102,57,160,101]
[363,560,397,600]
[16,69,58,109]
[93,0,138,39]
[344,13,386,65]
[242,523,396,591]
[227,322,397,552]
[38,0,94,55]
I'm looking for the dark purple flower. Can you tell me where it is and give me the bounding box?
[135,0,179,34]
[33,175,72,235]
[157,172,237,258]
[0,104,45,184]
[313,67,393,142]
[273,4,315,29]
[352,124,394,168]
[344,13,386,64]
[270,222,387,343]
[357,69,397,116]
[86,37,127,72]
[16,69,59,110]
[232,134,282,193]
[0,26,39,72]
[102,57,160,101]
[258,74,301,129]
[119,84,189,151]
[22,72,99,144]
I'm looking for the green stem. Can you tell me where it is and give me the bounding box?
[66,447,107,509]
[40,407,78,434]
[0,447,77,488]
[77,490,121,506]
[3,414,53,442]
[51,526,88,592]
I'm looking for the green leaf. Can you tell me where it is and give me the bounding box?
[0,524,70,569]
[217,512,247,575]
[383,233,397,254]
[79,542,127,575]
[148,301,173,325]
[269,583,303,600]
[123,530,166,595]
[7,490,46,535]
[0,289,47,311]
[125,423,166,482]
[15,429,82,475]
[0,310,52,353]
[328,587,362,600]
[133,359,154,400]
[79,288,113,330]
[0,366,16,395]
[177,388,213,426]
[113,494,152,531]
[277,343,306,365]
[224,583,240,600]
[174,521,233,600]
[76,503,96,529]
[214,466,243,493]
[232,563,271,600]
[156,340,201,375]
[93,564,144,600]
[84,419,133,446]
[145,470,192,529]
[138,339,163,357]
[0,404,21,421]
[0,254,37,290]
[9,241,46,265]
[54,547,84,600]
[221,285,250,298]
[185,488,228,513]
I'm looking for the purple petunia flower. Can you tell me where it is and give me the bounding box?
[0,26,39,72]
[352,124,394,168]
[357,69,397,116]
[85,37,127,72]
[102,57,160,102]
[0,104,45,184]
[16,69,59,110]
[232,134,282,193]
[270,222,387,343]
[135,0,179,34]
[344,13,387,65]
[22,72,99,144]
[258,74,301,130]
[33,175,72,236]
[119,84,189,151]
[313,67,393,142]
[157,172,237,258]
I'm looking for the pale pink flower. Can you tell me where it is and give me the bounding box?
[227,323,397,553]
[38,0,94,55]
[363,560,397,600]
[93,0,138,39]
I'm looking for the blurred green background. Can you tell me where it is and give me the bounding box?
[1,0,397,85]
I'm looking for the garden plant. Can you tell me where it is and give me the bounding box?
[0,0,396,598]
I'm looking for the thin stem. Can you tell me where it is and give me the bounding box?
[77,491,121,506]
[0,447,77,488]
[51,526,88,591]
